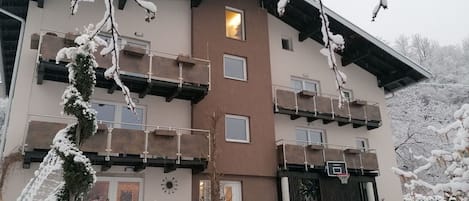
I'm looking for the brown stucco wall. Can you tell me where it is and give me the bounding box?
[191,0,277,178]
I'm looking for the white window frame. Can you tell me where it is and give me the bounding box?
[224,54,247,81]
[225,6,245,40]
[92,100,146,130]
[220,180,243,201]
[291,77,320,93]
[91,177,144,201]
[295,127,325,145]
[225,114,250,143]
[356,137,369,151]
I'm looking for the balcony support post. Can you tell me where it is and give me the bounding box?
[176,130,181,165]
[105,127,113,161]
[303,146,308,171]
[207,131,211,161]
[282,142,287,170]
[143,130,149,163]
[294,93,299,114]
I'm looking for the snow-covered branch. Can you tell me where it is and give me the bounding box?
[372,0,388,21]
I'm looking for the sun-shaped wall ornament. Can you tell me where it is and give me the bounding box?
[161,176,179,194]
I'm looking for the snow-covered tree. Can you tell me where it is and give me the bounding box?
[393,104,469,200]
[17,0,156,200]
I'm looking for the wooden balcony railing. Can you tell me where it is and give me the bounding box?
[22,114,210,173]
[31,31,210,103]
[276,140,379,173]
[273,86,382,130]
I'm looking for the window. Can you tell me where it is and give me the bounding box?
[291,77,319,93]
[342,89,353,102]
[98,33,150,51]
[92,101,145,130]
[86,177,143,201]
[224,54,247,81]
[220,181,242,201]
[356,138,369,151]
[225,115,250,143]
[281,37,293,51]
[225,7,245,40]
[199,180,243,201]
[296,128,324,146]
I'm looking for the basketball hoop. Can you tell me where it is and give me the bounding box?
[337,174,350,184]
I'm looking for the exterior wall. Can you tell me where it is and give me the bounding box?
[3,163,193,201]
[3,0,192,155]
[191,0,278,201]
[268,15,403,201]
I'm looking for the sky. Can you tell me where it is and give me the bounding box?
[323,0,469,46]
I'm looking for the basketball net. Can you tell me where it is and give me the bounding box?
[337,174,350,184]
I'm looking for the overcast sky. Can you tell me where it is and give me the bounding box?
[323,0,469,46]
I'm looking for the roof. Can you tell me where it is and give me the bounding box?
[261,0,431,93]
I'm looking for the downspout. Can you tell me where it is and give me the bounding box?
[0,8,26,159]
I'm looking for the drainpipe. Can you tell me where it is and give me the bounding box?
[0,8,26,159]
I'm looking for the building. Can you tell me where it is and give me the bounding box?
[0,0,430,200]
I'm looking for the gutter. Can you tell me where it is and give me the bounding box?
[0,8,26,159]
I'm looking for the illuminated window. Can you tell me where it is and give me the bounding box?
[226,7,245,40]
[199,180,242,201]
[86,177,143,201]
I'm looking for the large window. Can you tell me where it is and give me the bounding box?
[199,180,243,201]
[296,128,324,146]
[224,54,247,81]
[92,101,145,130]
[225,7,245,40]
[225,114,250,143]
[291,77,319,93]
[86,177,143,201]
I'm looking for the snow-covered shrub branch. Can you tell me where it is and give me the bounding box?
[372,0,388,21]
[18,0,157,200]
[393,104,469,200]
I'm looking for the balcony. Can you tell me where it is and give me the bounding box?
[273,86,382,130]
[22,114,210,173]
[277,139,379,174]
[31,31,210,103]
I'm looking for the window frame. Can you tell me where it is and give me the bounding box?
[199,180,243,201]
[98,33,150,52]
[88,177,144,201]
[295,127,325,146]
[225,6,246,41]
[223,54,247,81]
[291,77,320,94]
[225,114,250,143]
[92,100,146,130]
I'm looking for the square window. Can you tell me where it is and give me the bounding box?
[281,37,293,51]
[226,7,245,40]
[342,89,353,102]
[225,115,250,143]
[291,77,319,93]
[356,138,369,151]
[296,128,324,146]
[224,54,247,81]
[86,177,143,201]
[92,101,145,130]
[220,181,242,201]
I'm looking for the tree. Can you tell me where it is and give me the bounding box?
[393,104,469,200]
[18,0,156,200]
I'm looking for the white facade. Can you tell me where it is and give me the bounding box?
[2,0,195,200]
[268,15,403,201]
